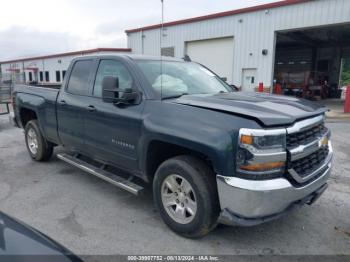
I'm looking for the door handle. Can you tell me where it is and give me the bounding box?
[58,100,66,105]
[86,105,96,112]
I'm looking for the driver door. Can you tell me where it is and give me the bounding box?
[83,59,144,172]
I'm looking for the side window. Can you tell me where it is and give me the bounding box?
[93,60,133,97]
[67,60,92,95]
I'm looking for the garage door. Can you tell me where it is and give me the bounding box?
[186,37,234,84]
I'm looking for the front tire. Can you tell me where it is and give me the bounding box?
[25,120,53,161]
[153,155,220,238]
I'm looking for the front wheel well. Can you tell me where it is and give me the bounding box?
[145,140,214,182]
[19,108,37,128]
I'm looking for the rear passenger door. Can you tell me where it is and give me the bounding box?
[56,59,95,151]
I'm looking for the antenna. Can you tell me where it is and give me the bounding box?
[160,0,164,100]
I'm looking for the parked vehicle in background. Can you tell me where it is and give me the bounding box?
[0,210,82,261]
[12,55,333,238]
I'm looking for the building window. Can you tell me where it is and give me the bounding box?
[62,70,66,80]
[56,71,61,82]
[29,72,33,82]
[161,47,175,57]
[39,71,43,82]
[45,71,50,82]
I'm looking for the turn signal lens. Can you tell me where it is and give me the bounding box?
[239,161,285,172]
[240,134,253,145]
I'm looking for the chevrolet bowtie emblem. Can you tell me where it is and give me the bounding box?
[319,136,328,148]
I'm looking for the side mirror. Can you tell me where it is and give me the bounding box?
[220,77,228,82]
[102,76,139,105]
[102,76,119,103]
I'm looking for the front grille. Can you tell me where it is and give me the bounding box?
[287,123,326,148]
[287,146,329,178]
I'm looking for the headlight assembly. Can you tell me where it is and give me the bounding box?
[236,128,287,179]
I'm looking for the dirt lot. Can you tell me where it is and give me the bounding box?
[0,115,349,256]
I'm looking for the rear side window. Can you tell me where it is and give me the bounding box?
[67,60,93,95]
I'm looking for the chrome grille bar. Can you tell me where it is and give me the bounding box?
[285,114,331,184]
[286,115,324,134]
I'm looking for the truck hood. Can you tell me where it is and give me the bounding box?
[171,92,327,127]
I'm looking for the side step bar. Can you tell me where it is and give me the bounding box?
[57,153,144,196]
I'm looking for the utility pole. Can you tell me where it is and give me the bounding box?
[160,0,164,99]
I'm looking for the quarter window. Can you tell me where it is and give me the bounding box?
[93,60,133,97]
[67,60,93,95]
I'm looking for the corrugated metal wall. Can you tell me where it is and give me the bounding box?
[127,0,350,88]
[0,51,131,84]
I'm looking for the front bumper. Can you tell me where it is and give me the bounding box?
[217,144,333,226]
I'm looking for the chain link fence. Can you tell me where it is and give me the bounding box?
[0,72,25,115]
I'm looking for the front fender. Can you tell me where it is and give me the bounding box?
[139,112,236,177]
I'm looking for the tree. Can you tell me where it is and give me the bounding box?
[341,58,350,86]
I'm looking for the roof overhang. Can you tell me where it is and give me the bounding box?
[125,0,310,34]
[0,48,132,64]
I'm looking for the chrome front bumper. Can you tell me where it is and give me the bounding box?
[217,143,333,226]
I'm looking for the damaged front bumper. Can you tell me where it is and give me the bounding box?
[216,148,332,226]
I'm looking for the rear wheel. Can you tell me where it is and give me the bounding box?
[25,120,53,161]
[153,155,220,238]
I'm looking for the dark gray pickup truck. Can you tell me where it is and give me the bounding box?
[12,55,333,238]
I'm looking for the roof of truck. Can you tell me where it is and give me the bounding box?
[73,54,185,62]
[126,54,184,61]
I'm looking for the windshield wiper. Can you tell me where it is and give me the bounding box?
[161,93,188,100]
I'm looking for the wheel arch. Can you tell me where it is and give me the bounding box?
[19,107,38,128]
[143,139,219,183]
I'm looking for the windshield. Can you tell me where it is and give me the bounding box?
[136,60,231,98]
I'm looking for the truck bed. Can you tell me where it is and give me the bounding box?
[14,84,60,144]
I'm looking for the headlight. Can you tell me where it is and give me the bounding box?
[236,128,287,179]
[240,134,286,151]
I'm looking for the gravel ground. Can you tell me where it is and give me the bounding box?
[0,115,349,256]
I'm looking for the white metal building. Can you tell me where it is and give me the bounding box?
[0,48,131,85]
[126,0,350,94]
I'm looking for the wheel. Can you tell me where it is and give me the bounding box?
[25,120,53,161]
[153,155,220,238]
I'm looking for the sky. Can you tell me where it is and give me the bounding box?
[0,0,280,61]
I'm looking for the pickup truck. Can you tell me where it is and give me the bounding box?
[12,55,333,238]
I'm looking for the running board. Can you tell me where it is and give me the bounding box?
[57,153,144,196]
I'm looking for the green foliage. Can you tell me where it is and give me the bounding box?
[341,58,350,86]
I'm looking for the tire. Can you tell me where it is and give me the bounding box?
[153,155,220,238]
[25,120,53,161]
